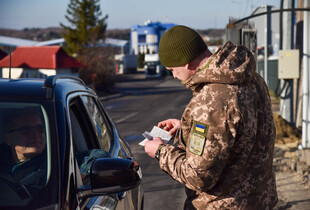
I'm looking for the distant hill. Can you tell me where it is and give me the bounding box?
[0,27,131,41]
[0,27,63,41]
[0,27,225,42]
[106,29,131,40]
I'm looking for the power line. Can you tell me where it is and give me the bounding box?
[232,8,310,24]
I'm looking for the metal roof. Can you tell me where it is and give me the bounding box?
[95,38,128,48]
[35,38,65,46]
[0,46,84,69]
[0,36,64,47]
[0,35,39,47]
[0,35,128,48]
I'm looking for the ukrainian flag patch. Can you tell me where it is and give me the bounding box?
[193,121,209,135]
[195,124,206,133]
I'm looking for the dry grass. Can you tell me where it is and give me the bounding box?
[274,113,301,145]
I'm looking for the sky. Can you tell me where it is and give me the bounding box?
[0,0,281,30]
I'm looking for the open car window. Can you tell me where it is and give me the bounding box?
[68,96,111,186]
[0,103,50,206]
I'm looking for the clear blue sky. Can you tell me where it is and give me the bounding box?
[0,0,280,30]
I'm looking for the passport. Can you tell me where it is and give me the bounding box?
[139,126,172,146]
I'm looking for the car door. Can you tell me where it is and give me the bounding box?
[65,93,140,210]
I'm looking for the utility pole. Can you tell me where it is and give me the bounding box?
[302,0,310,148]
[264,6,271,86]
[280,0,295,124]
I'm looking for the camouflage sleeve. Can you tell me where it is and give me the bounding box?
[158,86,243,192]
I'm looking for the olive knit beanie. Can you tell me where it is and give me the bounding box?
[158,25,208,67]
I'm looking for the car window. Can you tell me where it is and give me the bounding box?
[0,103,50,206]
[80,96,112,152]
[118,139,132,158]
[68,96,111,185]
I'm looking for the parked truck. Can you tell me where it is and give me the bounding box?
[144,54,166,78]
[114,54,138,74]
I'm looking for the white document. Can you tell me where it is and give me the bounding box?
[139,126,172,146]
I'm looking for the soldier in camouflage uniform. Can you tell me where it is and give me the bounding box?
[144,25,278,209]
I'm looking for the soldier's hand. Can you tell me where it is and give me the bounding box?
[144,137,164,158]
[158,119,181,136]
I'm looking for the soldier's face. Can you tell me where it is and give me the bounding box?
[4,114,46,162]
[167,65,193,81]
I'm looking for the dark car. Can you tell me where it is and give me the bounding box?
[0,75,143,209]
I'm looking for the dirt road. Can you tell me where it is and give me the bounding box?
[274,170,310,209]
[272,97,310,209]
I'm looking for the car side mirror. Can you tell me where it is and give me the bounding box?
[78,158,142,199]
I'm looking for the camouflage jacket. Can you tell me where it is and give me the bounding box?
[158,41,278,209]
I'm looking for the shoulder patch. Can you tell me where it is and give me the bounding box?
[188,121,209,156]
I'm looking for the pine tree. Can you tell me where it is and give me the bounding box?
[60,0,108,56]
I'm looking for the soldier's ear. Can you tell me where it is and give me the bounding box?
[186,62,197,71]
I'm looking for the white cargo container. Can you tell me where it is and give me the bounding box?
[114,54,138,74]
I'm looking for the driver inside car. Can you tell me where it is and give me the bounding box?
[0,108,47,196]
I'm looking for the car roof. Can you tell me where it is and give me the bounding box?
[0,76,92,100]
[0,78,46,99]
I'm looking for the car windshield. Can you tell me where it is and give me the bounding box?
[0,102,50,206]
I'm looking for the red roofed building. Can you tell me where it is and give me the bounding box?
[0,46,84,79]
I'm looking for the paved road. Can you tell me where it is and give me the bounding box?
[101,73,190,209]
[100,72,310,210]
